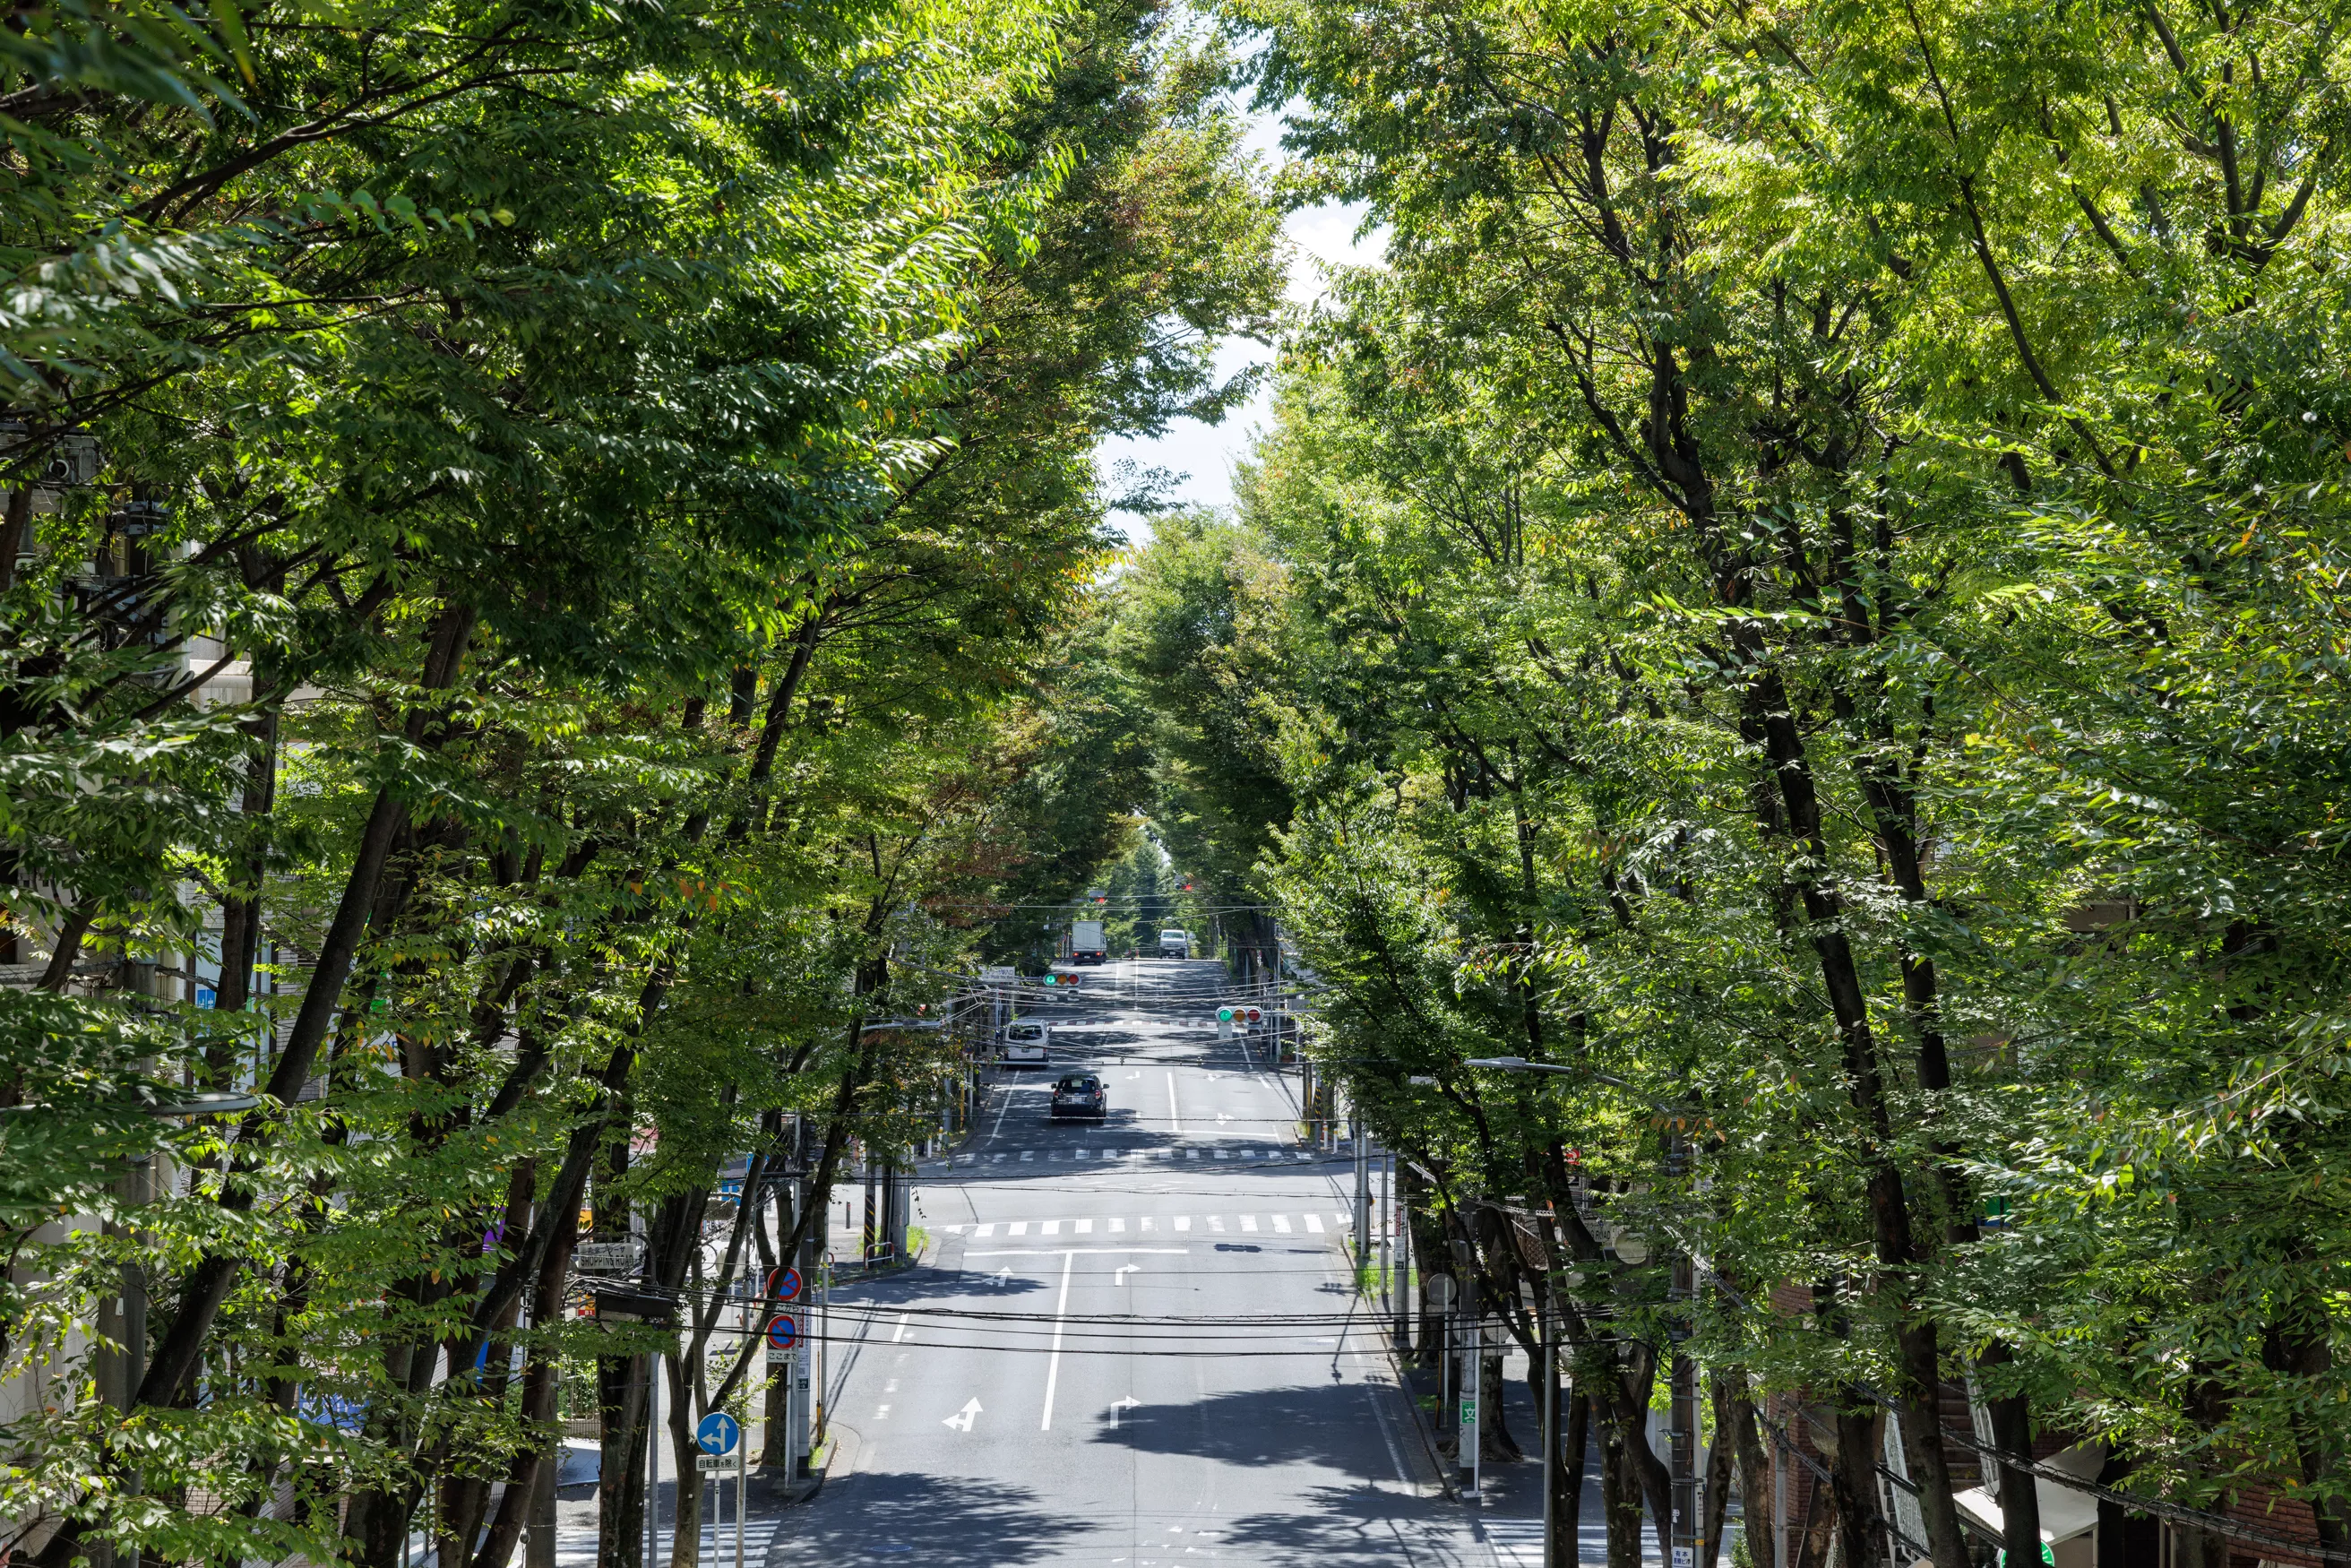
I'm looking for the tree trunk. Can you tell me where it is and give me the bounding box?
[1557,1388,1590,1568]
[1704,1373,1738,1566]
[1727,1379,1778,1568]
[1602,1416,1647,1568]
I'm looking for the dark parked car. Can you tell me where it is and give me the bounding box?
[1050,1072,1107,1122]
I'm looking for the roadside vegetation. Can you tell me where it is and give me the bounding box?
[1104,0,2351,1564]
[0,3,1278,1564]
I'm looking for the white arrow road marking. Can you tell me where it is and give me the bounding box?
[1109,1396,1141,1426]
[943,1398,981,1433]
[1215,1112,1233,1124]
[1039,1250,1077,1431]
[991,1266,1014,1288]
[1114,1264,1140,1285]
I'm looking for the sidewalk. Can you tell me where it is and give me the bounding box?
[1398,1349,1669,1568]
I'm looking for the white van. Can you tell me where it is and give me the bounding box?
[1001,1021,1052,1065]
[1158,928,1190,960]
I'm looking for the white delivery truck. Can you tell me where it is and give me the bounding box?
[1071,918,1108,964]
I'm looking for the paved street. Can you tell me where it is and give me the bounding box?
[772,958,1492,1567]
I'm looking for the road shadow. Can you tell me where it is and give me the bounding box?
[1089,1378,1441,1477]
[1207,1481,1489,1568]
[764,1471,1107,1566]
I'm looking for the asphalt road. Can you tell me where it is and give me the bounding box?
[770,957,1495,1568]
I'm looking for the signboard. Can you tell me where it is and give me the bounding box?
[695,1452,735,1473]
[767,1314,798,1351]
[767,1347,793,1366]
[573,1241,643,1273]
[694,1411,739,1455]
[1673,1550,1695,1568]
[766,1267,803,1303]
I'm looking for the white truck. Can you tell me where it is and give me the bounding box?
[1071,918,1107,964]
[1158,927,1190,960]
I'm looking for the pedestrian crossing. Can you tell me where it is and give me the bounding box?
[943,1210,1349,1239]
[923,1145,1331,1171]
[1485,1516,1545,1566]
[554,1515,780,1568]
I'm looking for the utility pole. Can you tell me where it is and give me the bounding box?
[1379,1150,1392,1316]
[1392,1176,1411,1350]
[1460,1265,1481,1501]
[1542,1296,1558,1568]
[1666,1128,1700,1568]
[1352,1110,1370,1279]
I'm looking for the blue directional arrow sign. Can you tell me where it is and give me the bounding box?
[694,1411,739,1456]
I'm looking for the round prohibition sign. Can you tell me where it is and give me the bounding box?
[766,1314,798,1351]
[766,1266,803,1303]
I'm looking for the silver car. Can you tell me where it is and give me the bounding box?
[1001,1021,1051,1065]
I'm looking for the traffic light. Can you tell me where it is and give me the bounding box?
[1217,1006,1235,1023]
[1044,974,1058,986]
[1180,880,1193,892]
[1244,1007,1262,1024]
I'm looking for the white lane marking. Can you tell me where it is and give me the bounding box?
[891,1313,910,1344]
[967,1248,1188,1256]
[974,1222,995,1237]
[1042,1219,1061,1236]
[1173,1217,1190,1232]
[1240,1215,1260,1232]
[885,1380,900,1392]
[1167,1073,1183,1135]
[992,1087,1013,1141]
[1353,1352,1415,1489]
[1009,1221,1028,1236]
[991,1153,1004,1164]
[1215,1150,1230,1160]
[1109,1218,1125,1233]
[1075,1218,1094,1235]
[1332,1211,1350,1228]
[1142,1216,1158,1232]
[1185,1149,1201,1160]
[1208,1216,1226,1232]
[1076,1149,1089,1160]
[876,1404,891,1419]
[1273,1215,1292,1233]
[943,1397,981,1432]
[1305,1215,1324,1234]
[1020,1151,1034,1162]
[1039,1251,1076,1431]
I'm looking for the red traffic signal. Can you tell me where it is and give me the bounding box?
[1244,1007,1262,1024]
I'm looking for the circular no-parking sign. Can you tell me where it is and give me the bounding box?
[766,1266,803,1303]
[766,1314,798,1351]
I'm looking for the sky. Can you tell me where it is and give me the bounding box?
[1091,108,1386,538]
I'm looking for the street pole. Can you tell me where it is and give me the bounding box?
[1393,1181,1411,1350]
[1380,1150,1392,1314]
[1667,1128,1700,1568]
[1543,1298,1557,1568]
[1352,1111,1369,1279]
[645,1351,660,1568]
[1461,1270,1481,1501]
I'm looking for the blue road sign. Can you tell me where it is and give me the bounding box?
[768,1266,803,1302]
[694,1411,739,1456]
[767,1315,798,1351]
